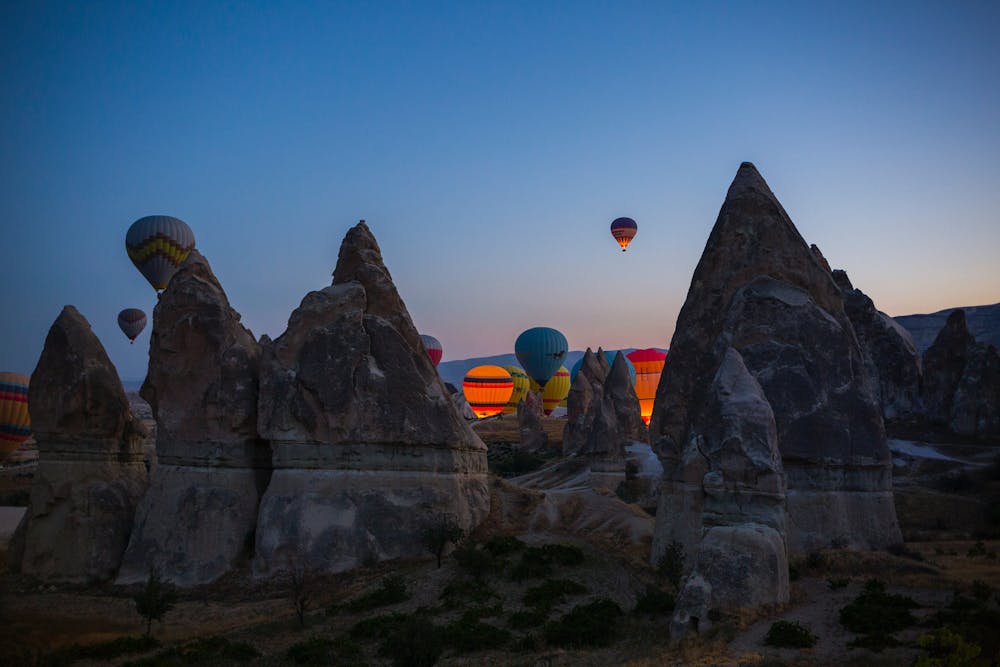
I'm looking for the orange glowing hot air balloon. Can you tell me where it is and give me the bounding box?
[529,366,571,416]
[610,217,637,252]
[462,366,514,418]
[626,348,667,425]
[0,372,31,458]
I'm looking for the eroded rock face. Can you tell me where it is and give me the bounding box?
[517,389,547,452]
[253,221,490,576]
[650,162,900,559]
[923,310,1000,437]
[562,350,646,458]
[118,251,269,587]
[833,269,923,422]
[9,306,147,583]
[665,349,788,639]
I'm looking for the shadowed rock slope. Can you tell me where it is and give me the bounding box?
[253,221,490,576]
[9,306,148,583]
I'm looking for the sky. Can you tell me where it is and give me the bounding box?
[2,1,998,381]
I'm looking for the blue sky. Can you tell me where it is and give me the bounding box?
[2,1,998,381]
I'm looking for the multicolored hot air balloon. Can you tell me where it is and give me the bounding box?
[626,348,668,425]
[0,372,31,457]
[529,366,571,416]
[610,217,637,252]
[570,350,636,385]
[117,308,147,344]
[462,365,514,419]
[126,215,196,292]
[420,334,443,367]
[502,366,530,414]
[514,327,567,387]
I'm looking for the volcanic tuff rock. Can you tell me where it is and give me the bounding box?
[253,221,490,576]
[923,310,1000,438]
[562,349,646,457]
[517,389,547,452]
[9,306,147,583]
[895,303,1000,354]
[833,269,923,422]
[665,349,789,639]
[444,382,476,420]
[650,162,900,560]
[118,251,269,587]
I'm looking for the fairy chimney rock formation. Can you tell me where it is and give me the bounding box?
[118,250,269,587]
[650,162,900,563]
[253,221,490,576]
[923,310,1000,437]
[517,389,547,452]
[9,306,147,583]
[833,269,923,422]
[564,350,647,458]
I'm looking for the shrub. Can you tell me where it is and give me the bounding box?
[657,541,685,590]
[421,514,464,568]
[967,541,987,558]
[287,636,364,666]
[453,543,497,579]
[763,620,817,648]
[46,636,160,664]
[484,535,526,557]
[523,579,587,612]
[543,599,624,648]
[123,637,260,666]
[847,633,900,652]
[805,552,826,571]
[971,580,993,603]
[443,616,511,653]
[133,569,177,638]
[440,579,499,605]
[827,578,849,590]
[915,627,983,667]
[788,562,801,582]
[839,578,918,649]
[379,616,444,667]
[633,586,675,615]
[350,613,410,641]
[888,542,925,561]
[539,544,585,566]
[507,609,548,630]
[507,544,585,581]
[491,450,546,477]
[348,575,410,613]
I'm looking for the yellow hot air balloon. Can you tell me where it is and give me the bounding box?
[0,372,31,458]
[502,366,530,414]
[626,349,667,425]
[463,365,514,419]
[529,366,571,416]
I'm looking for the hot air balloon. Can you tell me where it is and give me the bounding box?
[626,348,667,425]
[502,366,531,414]
[514,327,567,387]
[117,308,147,344]
[462,366,514,418]
[420,334,443,367]
[0,372,31,458]
[126,215,196,292]
[610,217,637,252]
[529,366,571,416]
[570,350,636,385]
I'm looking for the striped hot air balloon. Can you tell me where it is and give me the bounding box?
[610,217,637,251]
[514,327,568,387]
[117,308,147,343]
[462,366,514,418]
[0,372,30,457]
[502,366,530,414]
[126,215,196,292]
[419,334,443,367]
[529,366,571,416]
[626,348,667,425]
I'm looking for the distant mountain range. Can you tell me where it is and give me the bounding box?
[894,302,1000,354]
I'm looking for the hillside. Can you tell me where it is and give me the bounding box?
[895,302,1000,353]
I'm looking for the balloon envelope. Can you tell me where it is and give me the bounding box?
[626,348,668,425]
[420,334,443,367]
[502,366,531,414]
[570,351,636,385]
[610,217,637,251]
[126,215,196,291]
[117,308,147,343]
[514,327,568,387]
[0,372,31,457]
[462,365,514,419]
[529,366,571,416]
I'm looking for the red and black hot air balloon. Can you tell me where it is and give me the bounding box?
[610,217,637,252]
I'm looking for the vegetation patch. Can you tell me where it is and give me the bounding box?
[440,578,499,605]
[490,449,546,477]
[507,609,548,630]
[348,575,410,612]
[484,535,526,557]
[508,544,585,581]
[763,620,817,648]
[453,543,497,579]
[443,615,511,654]
[378,616,444,667]
[523,579,587,612]
[543,598,624,648]
[350,613,411,641]
[656,541,685,590]
[839,579,918,651]
[633,586,676,616]
[827,577,850,590]
[915,627,983,667]
[46,636,161,664]
[122,637,259,666]
[925,590,1000,662]
[286,636,365,666]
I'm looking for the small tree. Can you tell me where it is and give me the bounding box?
[421,514,464,568]
[657,540,685,591]
[288,559,315,629]
[133,568,177,638]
